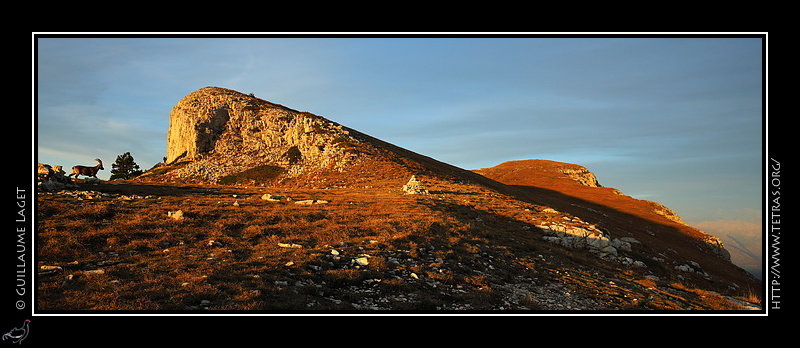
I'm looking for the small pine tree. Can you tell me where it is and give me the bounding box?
[110,152,144,180]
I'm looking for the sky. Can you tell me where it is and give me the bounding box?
[34,34,765,269]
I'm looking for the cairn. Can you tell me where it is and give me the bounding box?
[402,175,428,195]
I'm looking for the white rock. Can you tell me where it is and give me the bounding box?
[261,194,282,201]
[295,199,328,205]
[40,265,63,271]
[168,210,185,220]
[278,243,303,249]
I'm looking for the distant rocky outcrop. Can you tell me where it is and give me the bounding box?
[475,159,601,187]
[644,200,687,225]
[474,159,734,265]
[555,165,601,187]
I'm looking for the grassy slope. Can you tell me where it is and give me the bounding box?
[36,165,761,311]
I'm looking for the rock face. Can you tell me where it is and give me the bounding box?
[645,200,687,225]
[165,87,366,182]
[556,165,601,187]
[159,87,503,190]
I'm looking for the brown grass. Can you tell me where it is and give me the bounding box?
[37,181,483,311]
[36,170,761,312]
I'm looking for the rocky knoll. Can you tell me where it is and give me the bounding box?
[164,87,367,182]
[157,86,504,192]
[474,160,751,285]
[475,160,687,225]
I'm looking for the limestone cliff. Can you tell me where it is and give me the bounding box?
[164,87,369,182]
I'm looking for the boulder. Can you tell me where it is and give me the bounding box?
[261,194,282,201]
[168,210,185,221]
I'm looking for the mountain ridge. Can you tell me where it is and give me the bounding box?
[473,159,734,262]
[157,87,757,288]
[37,86,761,311]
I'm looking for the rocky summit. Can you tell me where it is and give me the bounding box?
[165,87,361,178]
[36,87,763,312]
[160,86,463,189]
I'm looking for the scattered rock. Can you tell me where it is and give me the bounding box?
[295,199,328,205]
[353,257,370,267]
[536,221,649,268]
[40,265,63,271]
[37,163,79,192]
[675,261,707,275]
[278,243,303,249]
[168,210,185,221]
[261,194,282,201]
[84,177,101,184]
[38,265,63,276]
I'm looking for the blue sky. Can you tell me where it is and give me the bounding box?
[34,34,764,231]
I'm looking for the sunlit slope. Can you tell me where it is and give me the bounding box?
[474,159,759,291]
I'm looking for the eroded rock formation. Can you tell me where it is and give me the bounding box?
[164,87,367,182]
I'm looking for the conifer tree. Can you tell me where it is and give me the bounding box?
[110,152,144,180]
